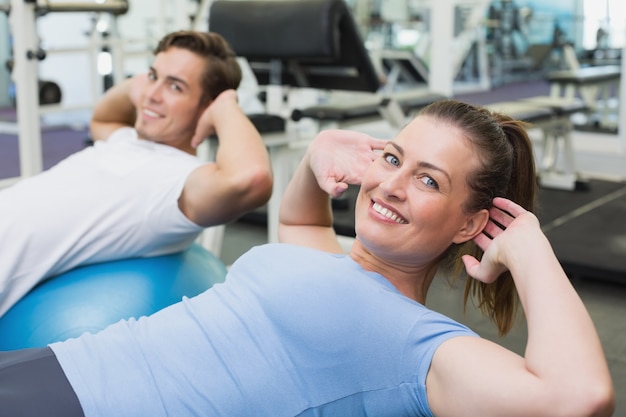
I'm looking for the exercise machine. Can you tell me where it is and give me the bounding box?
[0,0,128,189]
[486,96,589,191]
[209,0,446,244]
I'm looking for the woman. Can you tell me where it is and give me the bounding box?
[0,100,614,417]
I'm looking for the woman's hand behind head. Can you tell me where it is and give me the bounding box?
[308,130,387,198]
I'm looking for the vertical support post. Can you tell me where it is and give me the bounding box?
[429,0,455,96]
[158,0,168,37]
[266,59,284,116]
[111,32,125,92]
[475,26,491,91]
[618,44,626,153]
[9,0,43,177]
[88,17,102,101]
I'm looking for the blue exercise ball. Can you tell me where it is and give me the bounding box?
[0,244,227,350]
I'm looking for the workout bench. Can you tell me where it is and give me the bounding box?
[210,0,446,132]
[547,65,620,131]
[290,89,447,130]
[486,97,588,191]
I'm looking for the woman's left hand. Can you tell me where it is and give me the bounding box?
[462,197,541,284]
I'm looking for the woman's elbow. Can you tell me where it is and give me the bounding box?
[569,380,615,417]
[586,383,615,417]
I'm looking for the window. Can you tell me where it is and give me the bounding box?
[582,0,625,49]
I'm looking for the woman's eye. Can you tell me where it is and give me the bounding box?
[384,153,400,166]
[170,83,182,92]
[147,72,156,81]
[420,176,439,189]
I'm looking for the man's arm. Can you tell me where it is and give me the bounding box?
[89,76,140,141]
[179,90,273,227]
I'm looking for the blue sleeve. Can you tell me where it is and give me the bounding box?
[404,310,479,417]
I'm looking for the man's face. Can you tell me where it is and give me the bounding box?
[134,47,207,153]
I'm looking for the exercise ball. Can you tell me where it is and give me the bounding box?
[0,244,227,350]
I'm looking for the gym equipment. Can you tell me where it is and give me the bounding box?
[209,0,446,244]
[27,0,128,15]
[210,0,382,109]
[546,65,621,133]
[485,1,569,85]
[0,243,226,350]
[486,96,589,191]
[380,49,429,88]
[3,0,129,187]
[5,58,62,105]
[210,0,445,129]
[211,0,375,107]
[37,79,62,105]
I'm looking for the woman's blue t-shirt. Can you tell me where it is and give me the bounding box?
[51,243,477,417]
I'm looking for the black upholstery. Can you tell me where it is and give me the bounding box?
[291,90,446,123]
[248,114,286,134]
[290,97,382,122]
[209,0,381,92]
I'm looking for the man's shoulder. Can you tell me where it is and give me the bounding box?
[105,126,137,143]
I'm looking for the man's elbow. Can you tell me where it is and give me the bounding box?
[241,166,273,209]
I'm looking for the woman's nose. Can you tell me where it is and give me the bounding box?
[379,171,406,200]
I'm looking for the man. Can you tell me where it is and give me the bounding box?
[0,30,273,317]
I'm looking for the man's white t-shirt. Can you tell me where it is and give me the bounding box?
[0,127,206,316]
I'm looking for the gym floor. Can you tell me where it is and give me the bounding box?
[1,79,625,414]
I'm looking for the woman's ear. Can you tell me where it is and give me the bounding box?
[452,208,490,244]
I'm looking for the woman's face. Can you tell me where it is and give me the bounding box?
[354,115,485,265]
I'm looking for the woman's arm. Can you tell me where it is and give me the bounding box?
[426,198,614,417]
[278,129,387,252]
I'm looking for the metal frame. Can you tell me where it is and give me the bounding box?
[2,0,128,188]
[34,0,128,15]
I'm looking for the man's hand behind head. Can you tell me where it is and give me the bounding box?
[129,73,149,108]
[190,89,240,149]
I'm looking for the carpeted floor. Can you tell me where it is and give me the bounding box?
[0,125,89,179]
